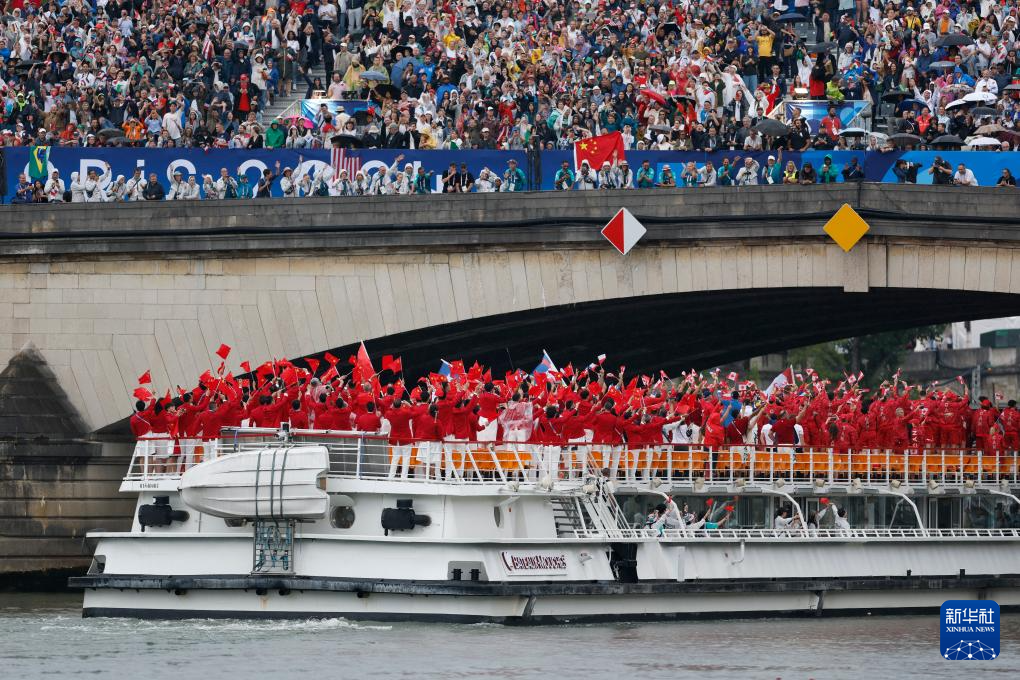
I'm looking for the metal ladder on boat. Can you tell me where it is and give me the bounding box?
[252,520,296,574]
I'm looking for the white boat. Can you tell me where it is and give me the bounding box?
[72,428,1020,622]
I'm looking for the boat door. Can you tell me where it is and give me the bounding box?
[927,497,960,529]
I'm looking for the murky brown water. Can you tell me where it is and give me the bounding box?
[2,593,1018,679]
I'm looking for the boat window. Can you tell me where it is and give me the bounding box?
[332,505,356,529]
[493,505,502,527]
[224,518,248,528]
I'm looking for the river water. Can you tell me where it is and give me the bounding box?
[2,593,1018,679]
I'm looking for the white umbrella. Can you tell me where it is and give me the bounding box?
[868,131,889,141]
[966,136,1000,147]
[946,98,969,110]
[839,127,868,137]
[963,91,997,104]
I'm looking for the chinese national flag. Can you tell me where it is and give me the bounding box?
[305,357,320,374]
[133,387,152,402]
[353,341,375,383]
[573,131,626,170]
[240,361,251,373]
[215,343,231,360]
[138,370,151,385]
[324,352,339,366]
[382,355,402,374]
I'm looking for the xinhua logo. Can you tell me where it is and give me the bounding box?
[941,600,1000,660]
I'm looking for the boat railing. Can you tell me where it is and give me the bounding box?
[562,526,1020,540]
[123,429,1020,492]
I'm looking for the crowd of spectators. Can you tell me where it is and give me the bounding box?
[1,0,1018,154]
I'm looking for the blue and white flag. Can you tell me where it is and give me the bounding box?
[533,350,558,376]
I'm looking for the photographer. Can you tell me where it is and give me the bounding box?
[893,159,921,184]
[928,156,953,185]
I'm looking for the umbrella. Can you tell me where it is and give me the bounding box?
[963,91,997,104]
[889,133,923,147]
[927,60,956,70]
[352,109,377,125]
[776,12,805,22]
[868,131,889,142]
[809,41,836,53]
[946,98,969,110]
[882,90,911,102]
[1006,84,1020,92]
[390,56,420,88]
[13,60,43,73]
[330,133,364,148]
[753,119,790,136]
[106,136,132,146]
[359,71,388,82]
[370,83,400,100]
[941,83,973,93]
[98,127,122,139]
[896,98,925,113]
[936,33,974,47]
[930,134,964,147]
[966,136,1000,147]
[640,88,667,105]
[974,124,1007,135]
[280,115,314,129]
[839,127,868,137]
[669,94,696,106]
[970,106,998,117]
[648,124,672,134]
[47,51,68,62]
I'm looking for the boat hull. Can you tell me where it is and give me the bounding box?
[75,573,1020,623]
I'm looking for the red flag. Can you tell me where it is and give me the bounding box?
[450,360,465,377]
[133,387,152,401]
[306,357,320,374]
[138,370,151,385]
[353,341,375,383]
[240,360,251,373]
[215,343,231,360]
[482,369,492,383]
[324,352,339,366]
[282,366,298,385]
[199,370,215,387]
[573,131,626,170]
[563,363,574,378]
[382,355,402,373]
[217,361,225,375]
[256,362,274,381]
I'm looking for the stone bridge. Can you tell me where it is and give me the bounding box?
[2,183,1020,434]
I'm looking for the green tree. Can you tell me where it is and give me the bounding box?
[788,325,945,389]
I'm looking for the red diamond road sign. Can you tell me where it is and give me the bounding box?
[601,207,647,255]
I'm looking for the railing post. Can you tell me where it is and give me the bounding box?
[356,436,363,479]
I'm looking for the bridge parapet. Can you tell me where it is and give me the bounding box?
[1,184,1018,257]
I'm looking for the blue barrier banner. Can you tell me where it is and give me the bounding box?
[2,148,528,199]
[538,149,1014,189]
[784,100,869,134]
[298,99,372,122]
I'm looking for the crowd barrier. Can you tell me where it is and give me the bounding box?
[3,147,1019,201]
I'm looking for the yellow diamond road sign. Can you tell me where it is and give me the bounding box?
[824,203,870,252]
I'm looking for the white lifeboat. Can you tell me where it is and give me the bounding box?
[180,446,329,519]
